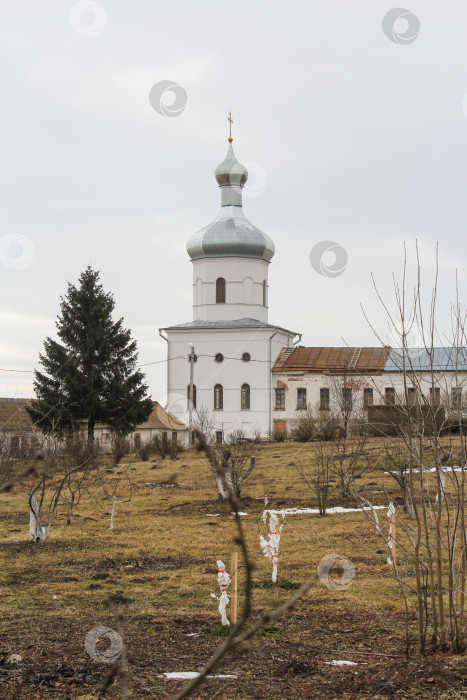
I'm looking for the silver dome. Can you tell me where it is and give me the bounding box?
[187,141,275,262]
[215,142,248,187]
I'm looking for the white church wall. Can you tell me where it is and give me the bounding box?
[192,257,269,322]
[165,327,294,437]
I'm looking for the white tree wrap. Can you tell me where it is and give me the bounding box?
[387,501,395,565]
[29,493,54,542]
[211,559,231,626]
[260,511,284,583]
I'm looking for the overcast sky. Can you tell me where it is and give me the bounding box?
[2,1,467,403]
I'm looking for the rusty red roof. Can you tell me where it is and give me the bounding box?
[272,347,390,374]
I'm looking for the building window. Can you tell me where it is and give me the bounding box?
[241,383,250,410]
[430,387,441,407]
[320,388,330,411]
[275,388,285,410]
[216,277,226,303]
[342,387,352,411]
[363,388,373,407]
[187,384,197,409]
[407,387,416,406]
[214,384,223,410]
[216,430,223,444]
[262,280,267,306]
[171,431,177,444]
[297,388,307,410]
[452,386,462,410]
[215,353,224,363]
[242,352,251,362]
[385,387,396,405]
[134,433,141,450]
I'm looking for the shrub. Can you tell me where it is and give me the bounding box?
[112,434,131,463]
[291,407,316,442]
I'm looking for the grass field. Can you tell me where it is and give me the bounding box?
[1,440,467,698]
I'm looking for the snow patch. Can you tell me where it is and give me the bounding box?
[267,506,386,516]
[326,660,359,666]
[159,672,237,679]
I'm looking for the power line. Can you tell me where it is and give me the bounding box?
[0,367,34,373]
[0,352,278,375]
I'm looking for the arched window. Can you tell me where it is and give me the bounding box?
[241,383,250,410]
[214,384,223,410]
[262,280,267,306]
[216,277,226,303]
[187,384,197,409]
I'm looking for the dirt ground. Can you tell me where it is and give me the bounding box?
[2,441,467,698]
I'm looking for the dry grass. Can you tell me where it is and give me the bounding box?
[0,440,414,620]
[2,439,467,697]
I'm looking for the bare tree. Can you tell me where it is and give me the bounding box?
[195,410,257,500]
[103,469,133,530]
[296,441,334,515]
[362,242,467,653]
[210,433,256,500]
[27,451,90,542]
[60,435,105,525]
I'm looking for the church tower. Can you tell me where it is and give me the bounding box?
[161,122,298,438]
[186,137,275,323]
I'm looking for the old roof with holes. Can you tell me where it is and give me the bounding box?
[272,347,391,374]
[273,346,467,374]
[0,399,186,434]
[0,398,36,432]
[135,401,187,432]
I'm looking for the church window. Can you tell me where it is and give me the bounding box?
[216,277,226,303]
[297,388,307,410]
[262,280,267,306]
[214,384,223,410]
[342,387,352,411]
[275,388,285,410]
[241,384,250,410]
[320,388,330,411]
[242,352,251,362]
[215,353,224,363]
[452,386,462,410]
[187,384,197,409]
[430,387,441,407]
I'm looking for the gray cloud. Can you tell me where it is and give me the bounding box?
[2,0,467,401]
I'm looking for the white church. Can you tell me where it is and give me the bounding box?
[160,131,467,441]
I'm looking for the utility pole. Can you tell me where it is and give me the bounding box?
[188,342,195,447]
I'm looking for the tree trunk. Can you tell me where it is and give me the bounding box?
[88,419,95,443]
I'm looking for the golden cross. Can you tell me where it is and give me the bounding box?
[228,111,233,142]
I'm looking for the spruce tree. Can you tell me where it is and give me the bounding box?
[27,266,153,440]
